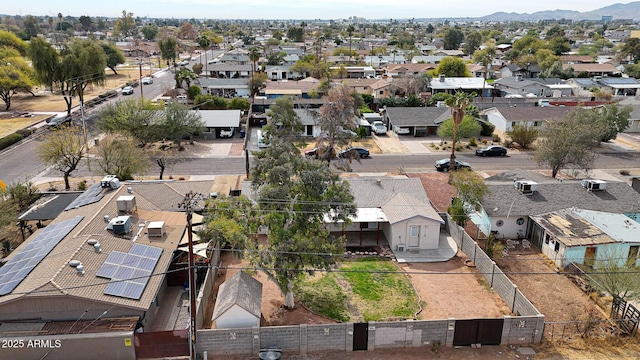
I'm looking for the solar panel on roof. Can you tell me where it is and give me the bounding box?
[0,216,83,296]
[96,243,163,300]
[64,183,104,211]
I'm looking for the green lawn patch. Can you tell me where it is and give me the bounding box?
[296,258,420,322]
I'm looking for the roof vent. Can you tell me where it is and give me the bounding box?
[87,239,98,246]
[148,221,166,237]
[69,260,81,267]
[104,215,110,223]
[76,263,85,275]
[581,179,607,192]
[127,187,133,194]
[117,195,137,213]
[94,243,102,253]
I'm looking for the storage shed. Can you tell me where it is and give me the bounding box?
[212,271,262,329]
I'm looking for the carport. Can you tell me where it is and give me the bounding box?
[384,107,450,137]
[199,110,242,139]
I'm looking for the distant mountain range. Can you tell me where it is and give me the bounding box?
[480,1,640,21]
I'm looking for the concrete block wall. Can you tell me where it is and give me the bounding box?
[197,328,253,355]
[501,315,545,344]
[260,325,300,351]
[306,323,348,352]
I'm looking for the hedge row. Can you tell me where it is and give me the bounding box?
[0,133,24,151]
[84,90,118,109]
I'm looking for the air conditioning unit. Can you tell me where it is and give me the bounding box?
[581,179,607,192]
[107,216,132,235]
[117,195,137,213]
[148,221,165,237]
[516,180,537,195]
[101,175,120,189]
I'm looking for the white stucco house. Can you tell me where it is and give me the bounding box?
[211,271,262,329]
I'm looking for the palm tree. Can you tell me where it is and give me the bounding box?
[473,42,496,102]
[444,91,475,181]
[197,34,211,77]
[248,46,261,75]
[347,25,355,62]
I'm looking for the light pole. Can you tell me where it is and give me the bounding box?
[137,57,144,99]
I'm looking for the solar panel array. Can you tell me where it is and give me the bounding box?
[0,216,84,296]
[96,243,163,300]
[64,183,104,211]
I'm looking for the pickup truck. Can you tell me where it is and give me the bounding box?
[372,121,387,135]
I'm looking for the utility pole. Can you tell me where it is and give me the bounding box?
[138,57,144,99]
[179,191,202,360]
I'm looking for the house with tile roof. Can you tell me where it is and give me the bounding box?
[482,106,573,133]
[530,208,640,268]
[563,63,619,77]
[211,271,262,329]
[0,179,215,333]
[471,169,640,241]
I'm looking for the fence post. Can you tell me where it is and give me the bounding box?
[512,285,518,311]
[490,261,496,287]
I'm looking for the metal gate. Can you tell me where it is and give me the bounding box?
[352,322,368,351]
[135,329,189,359]
[453,319,504,346]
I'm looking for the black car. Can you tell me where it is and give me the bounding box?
[475,145,507,157]
[434,158,471,172]
[304,147,336,159]
[338,147,370,158]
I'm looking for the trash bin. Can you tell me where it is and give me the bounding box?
[94,138,99,146]
[259,119,266,127]
[240,129,245,138]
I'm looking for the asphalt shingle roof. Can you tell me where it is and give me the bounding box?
[385,107,450,127]
[212,271,262,321]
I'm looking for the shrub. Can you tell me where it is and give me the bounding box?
[77,180,87,191]
[482,139,488,144]
[0,133,23,150]
[468,138,477,147]
[16,128,35,138]
[620,169,631,176]
[456,145,463,151]
[480,121,495,136]
[186,85,201,100]
[492,134,501,143]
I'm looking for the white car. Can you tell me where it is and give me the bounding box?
[394,126,410,135]
[122,86,134,95]
[372,121,387,135]
[141,77,153,85]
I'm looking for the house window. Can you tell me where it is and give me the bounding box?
[534,121,540,127]
[629,246,639,261]
[410,225,420,237]
[511,122,516,127]
[545,234,551,244]
[379,90,384,95]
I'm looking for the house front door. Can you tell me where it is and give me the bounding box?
[408,225,420,247]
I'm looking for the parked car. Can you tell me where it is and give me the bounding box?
[434,158,471,172]
[122,86,134,95]
[179,60,189,66]
[305,147,336,159]
[394,126,410,135]
[372,121,387,135]
[475,145,507,157]
[339,147,370,159]
[141,77,153,85]
[219,127,235,138]
[47,114,71,128]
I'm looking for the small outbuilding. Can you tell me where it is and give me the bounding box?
[212,271,263,329]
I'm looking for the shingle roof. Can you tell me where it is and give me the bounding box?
[385,107,450,127]
[481,170,640,217]
[344,177,430,207]
[0,180,214,312]
[381,193,443,224]
[212,271,262,321]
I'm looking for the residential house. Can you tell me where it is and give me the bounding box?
[564,63,619,77]
[430,76,493,97]
[482,106,573,133]
[433,50,465,57]
[363,55,407,68]
[211,271,262,329]
[620,103,640,133]
[330,66,376,79]
[472,169,640,240]
[293,109,323,137]
[199,110,242,139]
[262,78,321,99]
[0,178,215,333]
[410,56,445,64]
[566,78,600,97]
[219,49,249,65]
[497,64,539,79]
[370,79,392,100]
[383,106,450,137]
[340,78,379,95]
[493,76,550,97]
[198,78,250,98]
[382,63,435,78]
[264,65,306,81]
[596,77,640,96]
[559,55,594,64]
[207,64,252,79]
[530,208,640,268]
[467,64,486,78]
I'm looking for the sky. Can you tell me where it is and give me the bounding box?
[2,0,633,20]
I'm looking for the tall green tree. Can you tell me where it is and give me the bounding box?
[22,15,40,38]
[114,10,137,38]
[197,33,211,75]
[29,37,106,114]
[78,15,93,33]
[437,115,481,142]
[250,96,356,309]
[534,109,603,178]
[434,56,470,77]
[95,136,149,180]
[97,98,160,145]
[0,32,33,110]
[38,126,86,190]
[443,27,464,50]
[159,102,204,147]
[140,24,159,41]
[174,67,197,89]
[473,41,496,101]
[158,36,178,64]
[507,123,539,149]
[101,42,125,75]
[316,85,357,168]
[594,104,632,142]
[465,31,482,55]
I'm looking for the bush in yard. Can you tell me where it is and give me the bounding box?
[507,123,538,149]
[0,133,23,150]
[492,134,501,143]
[468,137,477,146]
[186,85,201,100]
[480,121,495,136]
